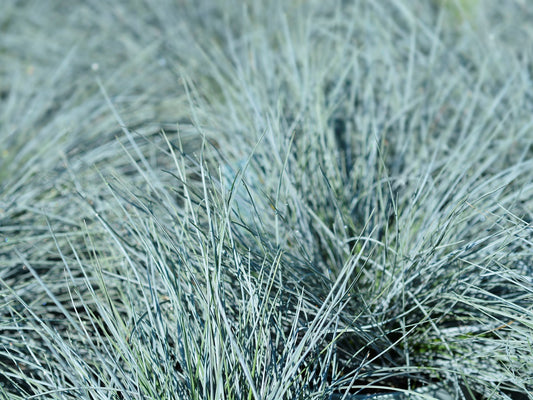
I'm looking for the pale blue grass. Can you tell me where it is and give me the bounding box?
[1,1,532,399]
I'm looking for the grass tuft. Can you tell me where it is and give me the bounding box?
[1,0,532,399]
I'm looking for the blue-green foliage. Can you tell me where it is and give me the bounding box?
[1,1,532,399]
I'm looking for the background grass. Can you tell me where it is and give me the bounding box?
[1,0,532,399]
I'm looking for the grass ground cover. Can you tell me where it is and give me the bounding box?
[1,0,532,399]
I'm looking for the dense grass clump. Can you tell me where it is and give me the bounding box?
[1,0,532,399]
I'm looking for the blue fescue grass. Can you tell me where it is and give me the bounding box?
[1,0,532,399]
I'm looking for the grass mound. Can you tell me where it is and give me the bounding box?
[1,1,532,399]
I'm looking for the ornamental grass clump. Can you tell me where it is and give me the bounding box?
[1,0,532,399]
